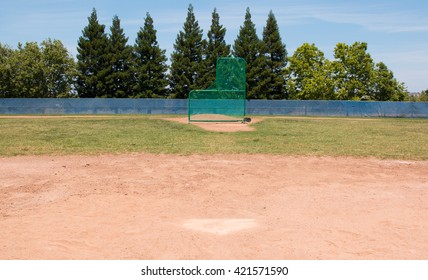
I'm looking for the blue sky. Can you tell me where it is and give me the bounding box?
[1,0,427,92]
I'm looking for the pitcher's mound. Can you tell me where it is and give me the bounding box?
[162,117,260,132]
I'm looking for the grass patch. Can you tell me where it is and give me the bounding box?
[0,115,427,159]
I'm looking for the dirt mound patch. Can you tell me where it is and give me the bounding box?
[162,117,262,132]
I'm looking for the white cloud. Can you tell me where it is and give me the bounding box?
[246,2,428,33]
[313,10,428,33]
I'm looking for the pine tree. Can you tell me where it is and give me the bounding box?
[76,8,109,98]
[233,8,264,99]
[104,15,134,98]
[169,4,205,98]
[200,8,230,88]
[262,11,287,99]
[133,13,168,98]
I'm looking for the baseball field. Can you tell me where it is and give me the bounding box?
[0,115,427,259]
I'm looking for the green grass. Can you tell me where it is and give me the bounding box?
[0,115,427,159]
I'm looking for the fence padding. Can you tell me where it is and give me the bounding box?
[0,99,427,118]
[246,100,428,118]
[0,99,187,115]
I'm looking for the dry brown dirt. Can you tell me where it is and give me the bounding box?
[0,153,427,260]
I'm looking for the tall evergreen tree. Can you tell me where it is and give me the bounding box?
[262,11,287,99]
[104,15,134,98]
[233,8,264,99]
[200,8,230,88]
[169,4,205,98]
[133,13,168,98]
[76,8,109,98]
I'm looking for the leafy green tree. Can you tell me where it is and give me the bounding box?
[233,7,266,99]
[41,39,76,97]
[418,90,428,102]
[169,4,205,98]
[200,8,231,88]
[76,8,109,98]
[104,15,134,98]
[371,62,408,101]
[1,41,75,98]
[286,43,335,100]
[0,44,14,97]
[133,13,168,98]
[332,42,408,101]
[262,10,287,99]
[333,42,373,100]
[12,42,47,97]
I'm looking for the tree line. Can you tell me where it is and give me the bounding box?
[0,5,424,100]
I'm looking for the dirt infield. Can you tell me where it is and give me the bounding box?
[0,153,427,260]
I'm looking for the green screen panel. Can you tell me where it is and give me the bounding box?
[188,57,246,122]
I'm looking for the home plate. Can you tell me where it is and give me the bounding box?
[183,219,257,235]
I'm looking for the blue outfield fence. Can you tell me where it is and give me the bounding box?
[0,98,427,118]
[0,98,187,115]
[246,100,428,118]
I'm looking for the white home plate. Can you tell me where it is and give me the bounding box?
[183,219,257,235]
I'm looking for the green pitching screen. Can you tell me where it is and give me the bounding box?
[188,57,246,122]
